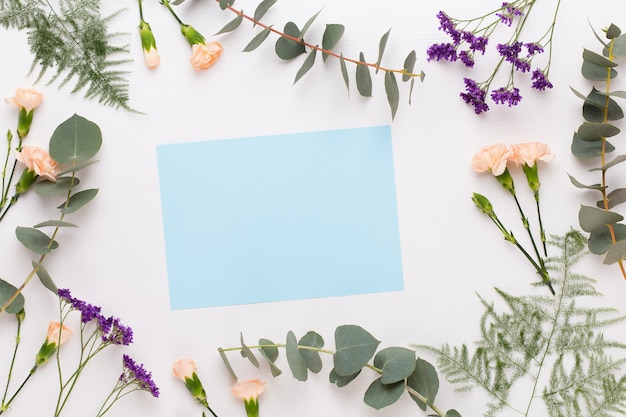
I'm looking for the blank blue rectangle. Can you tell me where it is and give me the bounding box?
[157,125,404,309]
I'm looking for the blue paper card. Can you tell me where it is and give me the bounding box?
[157,126,404,309]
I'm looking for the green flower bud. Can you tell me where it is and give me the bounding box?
[472,192,493,216]
[15,168,37,195]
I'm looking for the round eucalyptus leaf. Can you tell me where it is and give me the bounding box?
[49,114,102,164]
[15,226,58,255]
[299,331,324,373]
[34,177,80,197]
[578,122,620,141]
[0,279,25,314]
[59,188,98,214]
[286,331,308,381]
[582,60,617,81]
[407,358,439,411]
[334,325,380,376]
[329,367,360,387]
[322,24,345,61]
[275,22,305,60]
[604,239,626,264]
[579,205,623,233]
[374,346,416,384]
[571,132,614,159]
[589,224,626,255]
[363,378,404,410]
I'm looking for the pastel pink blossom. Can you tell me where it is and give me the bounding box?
[46,321,72,346]
[143,48,161,69]
[5,87,43,112]
[471,143,512,176]
[15,146,59,181]
[231,379,266,401]
[190,42,223,71]
[509,142,555,166]
[172,357,197,380]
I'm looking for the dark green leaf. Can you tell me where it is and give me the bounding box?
[298,331,324,373]
[446,410,462,417]
[32,261,57,293]
[599,188,626,209]
[16,226,58,254]
[402,50,417,82]
[579,205,624,232]
[613,33,626,57]
[568,174,603,190]
[384,71,399,119]
[375,28,391,74]
[34,177,80,197]
[286,331,308,381]
[240,333,260,368]
[407,358,439,411]
[582,87,624,122]
[340,54,349,94]
[275,22,305,60]
[329,368,360,387]
[49,114,102,165]
[293,49,317,85]
[215,14,243,35]
[218,348,238,379]
[258,338,282,376]
[604,239,626,264]
[571,132,614,158]
[589,224,626,255]
[299,10,321,40]
[583,48,618,68]
[355,52,372,97]
[374,347,415,384]
[607,24,622,39]
[577,122,620,141]
[56,160,99,175]
[253,0,276,25]
[243,26,273,52]
[334,325,380,376]
[582,60,617,81]
[0,279,25,314]
[322,24,344,61]
[363,378,405,410]
[59,189,98,214]
[219,0,235,10]
[33,220,77,228]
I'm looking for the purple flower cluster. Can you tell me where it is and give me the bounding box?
[496,2,524,26]
[491,87,522,106]
[426,11,488,68]
[460,78,489,114]
[120,354,160,398]
[531,68,553,91]
[58,288,133,346]
[496,42,530,72]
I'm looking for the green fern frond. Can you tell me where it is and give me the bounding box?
[415,230,626,416]
[1,0,134,111]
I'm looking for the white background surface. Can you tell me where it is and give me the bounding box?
[1,0,625,416]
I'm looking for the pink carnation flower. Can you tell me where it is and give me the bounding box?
[509,142,555,166]
[471,143,512,176]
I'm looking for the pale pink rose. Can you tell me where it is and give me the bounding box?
[231,379,266,401]
[509,142,555,166]
[46,321,72,346]
[143,48,161,69]
[5,88,43,112]
[172,357,197,380]
[190,42,223,71]
[471,143,512,176]
[15,146,59,181]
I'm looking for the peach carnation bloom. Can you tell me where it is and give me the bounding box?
[46,321,72,346]
[5,87,43,112]
[144,48,161,69]
[471,143,512,176]
[172,357,197,380]
[15,146,59,181]
[231,379,266,401]
[509,142,555,166]
[190,42,223,71]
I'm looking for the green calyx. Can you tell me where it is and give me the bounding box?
[243,398,260,417]
[180,24,206,47]
[139,20,157,51]
[495,168,515,195]
[15,168,37,195]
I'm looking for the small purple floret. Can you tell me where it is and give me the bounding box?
[121,354,160,398]
[491,87,522,106]
[531,69,553,91]
[460,78,489,114]
[426,43,458,62]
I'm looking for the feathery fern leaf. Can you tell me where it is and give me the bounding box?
[1,0,133,111]
[417,230,626,417]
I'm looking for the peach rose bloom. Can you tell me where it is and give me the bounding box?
[46,321,72,346]
[15,146,59,181]
[144,48,161,69]
[5,87,43,112]
[509,142,555,166]
[190,42,223,71]
[172,357,198,380]
[471,143,512,176]
[231,379,266,400]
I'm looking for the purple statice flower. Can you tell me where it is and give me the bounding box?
[120,355,160,397]
[460,78,489,114]
[531,69,553,90]
[525,42,544,56]
[467,35,489,54]
[436,11,462,44]
[497,42,530,72]
[459,50,474,67]
[426,43,458,62]
[496,2,524,26]
[491,87,522,106]
[101,317,134,346]
[58,288,102,323]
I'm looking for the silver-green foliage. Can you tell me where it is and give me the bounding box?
[0,0,132,110]
[417,230,626,417]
